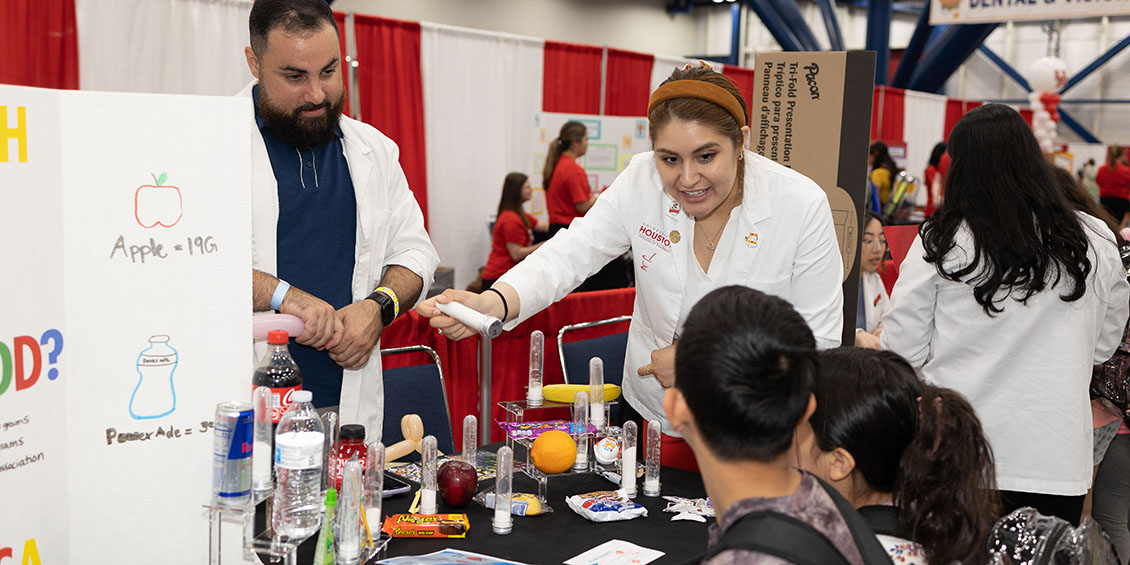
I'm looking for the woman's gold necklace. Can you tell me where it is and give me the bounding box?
[697,219,727,251]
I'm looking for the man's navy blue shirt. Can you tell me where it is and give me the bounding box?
[255,86,355,409]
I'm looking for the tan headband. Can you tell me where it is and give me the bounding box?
[647,80,747,127]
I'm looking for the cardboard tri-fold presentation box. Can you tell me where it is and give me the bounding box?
[752,50,876,345]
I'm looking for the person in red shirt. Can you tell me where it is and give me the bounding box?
[923,142,946,217]
[482,173,546,288]
[1098,145,1130,226]
[543,121,598,235]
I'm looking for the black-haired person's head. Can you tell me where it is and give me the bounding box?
[497,172,532,229]
[928,142,947,169]
[921,103,1092,316]
[869,141,897,172]
[796,347,998,565]
[246,0,344,150]
[666,285,817,462]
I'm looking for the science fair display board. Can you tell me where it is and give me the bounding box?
[529,112,650,225]
[0,84,252,564]
[752,51,876,345]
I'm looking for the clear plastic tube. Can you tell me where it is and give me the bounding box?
[364,442,384,544]
[493,446,513,534]
[589,357,605,428]
[643,420,661,497]
[252,386,273,497]
[527,331,544,406]
[622,421,637,498]
[336,456,362,565]
[320,411,339,491]
[463,415,478,467]
[421,435,438,514]
[573,390,589,471]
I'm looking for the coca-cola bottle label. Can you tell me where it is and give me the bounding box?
[253,385,301,423]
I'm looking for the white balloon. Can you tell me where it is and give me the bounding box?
[1028,56,1068,93]
[1029,92,1043,105]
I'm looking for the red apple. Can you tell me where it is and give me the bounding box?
[438,460,478,508]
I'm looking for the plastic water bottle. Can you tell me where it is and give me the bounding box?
[271,390,325,541]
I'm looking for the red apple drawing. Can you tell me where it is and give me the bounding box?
[437,460,478,508]
[135,172,183,228]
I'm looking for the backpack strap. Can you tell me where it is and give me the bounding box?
[811,476,896,565]
[703,510,851,565]
[857,505,901,537]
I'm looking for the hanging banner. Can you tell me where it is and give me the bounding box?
[931,0,1130,25]
[0,84,253,564]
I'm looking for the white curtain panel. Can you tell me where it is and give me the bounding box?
[421,22,544,290]
[902,90,947,205]
[650,53,722,93]
[77,0,253,95]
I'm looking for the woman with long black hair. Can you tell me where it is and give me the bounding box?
[877,104,1129,525]
[481,172,546,289]
[797,347,998,564]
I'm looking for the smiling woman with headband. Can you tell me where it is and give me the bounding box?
[417,63,844,471]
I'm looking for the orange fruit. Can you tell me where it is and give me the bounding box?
[530,430,577,474]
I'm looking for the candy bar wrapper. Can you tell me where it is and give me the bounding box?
[499,420,598,440]
[566,490,648,522]
[381,513,469,538]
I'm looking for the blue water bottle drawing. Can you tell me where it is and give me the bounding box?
[130,335,178,419]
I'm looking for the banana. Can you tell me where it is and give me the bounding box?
[542,383,621,404]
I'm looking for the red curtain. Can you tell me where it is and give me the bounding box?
[543,41,603,114]
[334,12,351,118]
[349,14,430,228]
[382,288,637,447]
[871,86,906,142]
[722,66,756,126]
[943,99,982,140]
[604,49,653,116]
[0,0,78,89]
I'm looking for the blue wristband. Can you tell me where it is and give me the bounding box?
[270,280,291,311]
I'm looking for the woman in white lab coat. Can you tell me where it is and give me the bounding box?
[418,64,843,470]
[855,211,891,348]
[878,104,1130,524]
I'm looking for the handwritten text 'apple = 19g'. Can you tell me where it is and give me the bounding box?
[109,235,218,264]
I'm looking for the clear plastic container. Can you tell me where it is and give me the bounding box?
[271,390,325,541]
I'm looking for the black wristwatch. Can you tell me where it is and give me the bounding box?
[366,288,397,327]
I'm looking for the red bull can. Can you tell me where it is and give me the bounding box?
[212,401,253,507]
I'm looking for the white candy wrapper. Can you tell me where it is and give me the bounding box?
[566,489,647,522]
[662,495,715,518]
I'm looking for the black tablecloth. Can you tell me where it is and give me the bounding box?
[262,443,711,564]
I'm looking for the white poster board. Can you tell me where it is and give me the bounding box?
[530,112,650,225]
[0,85,252,564]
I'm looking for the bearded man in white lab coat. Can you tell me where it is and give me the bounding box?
[242,0,438,439]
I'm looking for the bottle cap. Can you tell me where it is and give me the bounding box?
[340,424,366,440]
[325,488,337,507]
[267,330,289,345]
[291,390,312,403]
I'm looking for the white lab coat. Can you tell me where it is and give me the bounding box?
[880,213,1129,495]
[499,150,844,432]
[860,270,891,333]
[240,83,439,439]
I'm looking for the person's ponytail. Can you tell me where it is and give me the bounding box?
[542,138,564,189]
[895,385,998,565]
[542,121,587,189]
